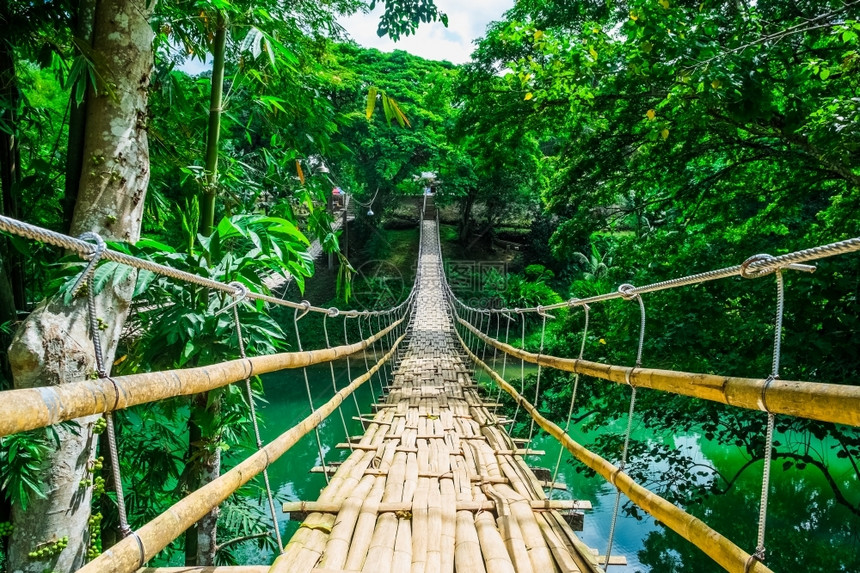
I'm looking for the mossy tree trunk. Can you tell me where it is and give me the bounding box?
[6,0,155,569]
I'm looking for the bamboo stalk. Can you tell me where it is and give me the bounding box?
[392,517,413,572]
[440,477,457,573]
[344,476,387,571]
[411,477,430,573]
[80,334,405,573]
[458,330,774,573]
[497,485,557,573]
[460,316,860,427]
[318,475,375,569]
[454,510,487,573]
[362,512,398,573]
[486,485,533,573]
[1,318,403,437]
[474,500,516,573]
[426,479,443,573]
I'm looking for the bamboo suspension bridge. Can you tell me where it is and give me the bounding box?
[1,201,859,573]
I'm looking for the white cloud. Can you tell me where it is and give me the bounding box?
[339,0,513,64]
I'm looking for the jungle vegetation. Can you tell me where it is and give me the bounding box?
[0,0,858,571]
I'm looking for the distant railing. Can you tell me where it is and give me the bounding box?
[0,212,425,572]
[443,223,860,573]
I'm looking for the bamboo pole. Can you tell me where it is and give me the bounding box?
[0,318,403,437]
[454,510,486,573]
[457,329,775,573]
[344,476,386,570]
[276,449,379,573]
[474,495,516,573]
[318,474,375,569]
[78,333,405,573]
[459,317,860,427]
[139,569,269,573]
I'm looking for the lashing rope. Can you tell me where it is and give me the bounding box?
[229,288,283,551]
[293,303,330,484]
[78,232,135,543]
[527,307,553,447]
[742,255,787,569]
[548,303,590,500]
[343,314,365,431]
[324,309,352,452]
[604,285,646,571]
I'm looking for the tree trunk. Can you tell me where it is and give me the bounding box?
[62,0,97,234]
[185,393,221,566]
[199,10,227,237]
[6,0,155,569]
[190,14,227,562]
[0,34,25,311]
[458,190,476,244]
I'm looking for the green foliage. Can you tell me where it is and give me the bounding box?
[372,0,447,40]
[0,427,61,511]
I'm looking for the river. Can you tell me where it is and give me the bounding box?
[248,360,860,572]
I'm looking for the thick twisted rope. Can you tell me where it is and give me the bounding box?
[0,214,406,318]
[447,235,860,316]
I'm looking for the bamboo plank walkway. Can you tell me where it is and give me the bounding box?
[269,221,602,573]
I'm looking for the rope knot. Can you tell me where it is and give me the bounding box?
[618,283,638,300]
[214,281,249,316]
[328,307,340,318]
[295,300,312,322]
[71,231,107,296]
[740,254,777,279]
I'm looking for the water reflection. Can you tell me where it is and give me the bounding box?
[245,363,860,572]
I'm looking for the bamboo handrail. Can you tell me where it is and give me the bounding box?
[281,499,590,513]
[0,318,403,438]
[139,569,270,573]
[458,317,860,427]
[77,332,406,573]
[455,328,774,573]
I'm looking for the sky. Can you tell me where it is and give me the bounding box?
[339,0,514,64]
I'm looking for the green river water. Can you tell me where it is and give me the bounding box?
[246,360,860,572]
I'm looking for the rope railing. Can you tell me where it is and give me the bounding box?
[443,227,860,572]
[456,316,860,427]
[454,327,773,573]
[77,332,407,573]
[0,213,408,317]
[451,236,860,315]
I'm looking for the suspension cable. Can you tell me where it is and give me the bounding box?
[548,303,590,500]
[437,233,860,316]
[604,286,646,571]
[230,294,283,551]
[0,214,411,318]
[78,232,134,543]
[527,309,551,446]
[343,314,365,431]
[745,255,787,569]
[511,311,527,432]
[356,315,377,401]
[493,313,514,418]
[293,304,330,484]
[324,310,352,452]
